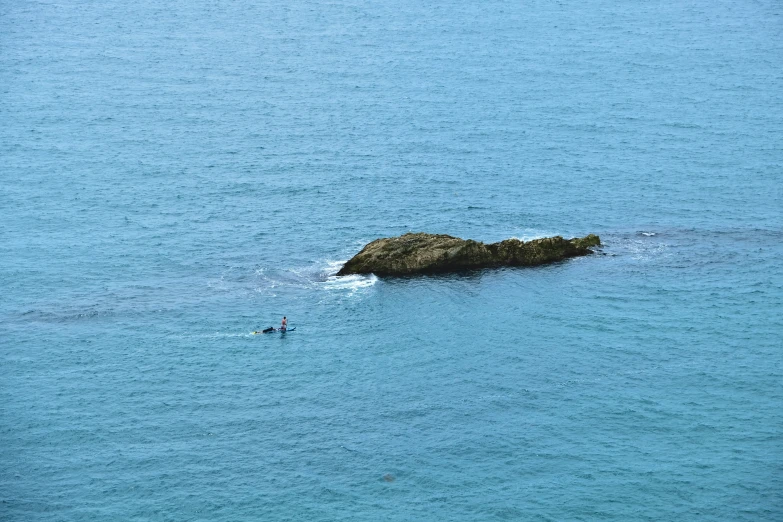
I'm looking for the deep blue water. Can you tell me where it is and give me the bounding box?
[2,0,782,520]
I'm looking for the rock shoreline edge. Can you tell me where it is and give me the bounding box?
[337,232,601,276]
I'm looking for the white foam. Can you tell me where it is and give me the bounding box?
[318,259,378,293]
[322,273,378,292]
[324,259,346,275]
[509,230,559,242]
[250,259,378,296]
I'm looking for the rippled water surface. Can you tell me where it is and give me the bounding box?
[2,0,782,520]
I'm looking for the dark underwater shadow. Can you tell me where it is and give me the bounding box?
[374,258,593,286]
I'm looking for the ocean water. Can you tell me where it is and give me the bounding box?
[1,0,782,519]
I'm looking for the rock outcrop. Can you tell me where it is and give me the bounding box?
[337,232,601,276]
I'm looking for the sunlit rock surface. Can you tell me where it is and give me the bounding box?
[337,233,601,276]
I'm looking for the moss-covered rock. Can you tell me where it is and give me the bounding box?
[337,232,600,276]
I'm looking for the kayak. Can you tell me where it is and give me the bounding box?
[253,327,296,335]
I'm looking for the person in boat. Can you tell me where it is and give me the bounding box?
[280,316,287,332]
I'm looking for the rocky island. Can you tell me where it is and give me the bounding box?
[337,232,601,276]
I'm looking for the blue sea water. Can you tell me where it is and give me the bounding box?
[2,0,782,519]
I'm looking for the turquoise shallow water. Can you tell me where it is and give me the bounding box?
[2,0,782,520]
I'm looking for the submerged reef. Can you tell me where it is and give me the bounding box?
[337,232,601,276]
